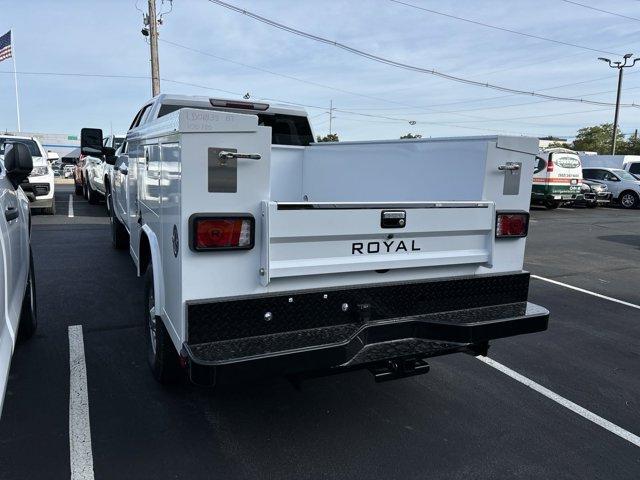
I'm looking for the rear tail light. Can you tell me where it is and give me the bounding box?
[546,158,554,172]
[190,215,255,251]
[496,212,529,238]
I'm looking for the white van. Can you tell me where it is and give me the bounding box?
[531,148,582,209]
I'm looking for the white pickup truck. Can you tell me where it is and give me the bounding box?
[0,143,37,414]
[82,94,548,386]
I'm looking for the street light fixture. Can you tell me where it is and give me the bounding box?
[599,53,639,154]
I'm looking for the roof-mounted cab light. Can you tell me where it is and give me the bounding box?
[209,98,269,111]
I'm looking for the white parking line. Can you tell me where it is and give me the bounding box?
[531,275,640,311]
[477,356,640,448]
[68,194,74,218]
[68,325,95,480]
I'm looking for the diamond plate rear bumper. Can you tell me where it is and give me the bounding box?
[183,272,549,372]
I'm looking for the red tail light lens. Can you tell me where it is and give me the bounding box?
[547,158,554,172]
[496,212,529,238]
[190,215,255,251]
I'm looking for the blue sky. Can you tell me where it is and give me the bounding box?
[1,0,639,140]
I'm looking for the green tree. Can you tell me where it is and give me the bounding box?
[400,133,422,139]
[316,133,339,142]
[570,123,625,154]
[618,131,640,155]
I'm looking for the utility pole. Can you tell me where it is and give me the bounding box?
[598,54,639,154]
[328,100,335,135]
[147,0,161,96]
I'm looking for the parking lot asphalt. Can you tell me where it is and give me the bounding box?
[0,185,639,480]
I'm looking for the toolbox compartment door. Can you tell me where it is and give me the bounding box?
[260,201,495,286]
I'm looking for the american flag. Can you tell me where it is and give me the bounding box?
[0,31,12,63]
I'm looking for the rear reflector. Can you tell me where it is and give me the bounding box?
[190,215,255,251]
[496,212,529,238]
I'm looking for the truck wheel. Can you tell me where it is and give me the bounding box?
[86,181,99,205]
[74,182,83,196]
[544,200,560,210]
[43,201,56,216]
[109,194,129,250]
[145,265,181,383]
[18,250,37,342]
[619,191,638,209]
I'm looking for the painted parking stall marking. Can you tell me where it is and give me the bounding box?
[68,325,95,480]
[68,194,74,218]
[531,275,640,311]
[477,356,640,448]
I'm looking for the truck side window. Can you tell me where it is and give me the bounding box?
[629,163,640,174]
[583,169,603,180]
[129,104,152,130]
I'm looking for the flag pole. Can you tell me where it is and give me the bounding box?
[11,29,21,132]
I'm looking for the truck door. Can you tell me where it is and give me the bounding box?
[114,142,129,221]
[1,185,28,337]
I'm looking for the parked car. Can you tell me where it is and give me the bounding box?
[63,164,75,179]
[579,179,612,208]
[582,167,640,209]
[73,154,86,195]
[531,148,582,209]
[0,143,37,415]
[95,94,548,387]
[0,135,55,215]
[83,134,124,205]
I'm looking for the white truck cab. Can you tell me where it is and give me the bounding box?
[0,135,55,215]
[88,94,549,386]
[0,143,37,415]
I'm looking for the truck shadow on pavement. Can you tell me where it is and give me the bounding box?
[597,234,640,248]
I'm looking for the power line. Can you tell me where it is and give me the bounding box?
[0,69,536,135]
[160,37,528,123]
[207,0,639,108]
[387,0,623,56]
[558,0,640,22]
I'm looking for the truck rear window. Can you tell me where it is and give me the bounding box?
[158,104,313,146]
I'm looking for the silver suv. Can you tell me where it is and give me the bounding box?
[582,167,640,209]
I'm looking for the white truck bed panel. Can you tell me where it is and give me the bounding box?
[301,139,489,202]
[260,201,495,285]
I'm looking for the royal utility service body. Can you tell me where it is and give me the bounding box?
[85,94,549,385]
[531,147,583,209]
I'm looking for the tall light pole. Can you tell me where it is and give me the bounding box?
[598,54,639,154]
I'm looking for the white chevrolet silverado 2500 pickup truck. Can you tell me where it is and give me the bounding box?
[0,143,37,415]
[83,94,549,386]
[83,134,125,205]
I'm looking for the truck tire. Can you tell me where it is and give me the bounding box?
[618,191,638,209]
[86,180,100,205]
[109,194,129,250]
[544,200,560,210]
[145,265,182,383]
[43,201,56,216]
[18,250,37,342]
[74,181,83,196]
